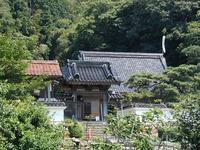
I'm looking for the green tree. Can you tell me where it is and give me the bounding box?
[69,0,200,66]
[126,64,200,103]
[0,36,64,149]
[182,45,200,65]
[1,0,199,66]
[181,16,200,64]
[0,0,14,33]
[105,113,159,149]
[0,98,63,150]
[175,93,200,149]
[0,35,30,82]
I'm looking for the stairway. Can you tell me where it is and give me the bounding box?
[80,121,107,138]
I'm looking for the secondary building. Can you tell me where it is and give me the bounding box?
[26,60,66,123]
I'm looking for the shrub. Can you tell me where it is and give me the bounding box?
[158,127,179,142]
[91,138,123,150]
[133,136,153,150]
[68,122,83,138]
[0,99,64,150]
[61,138,76,149]
[91,142,123,150]
[64,118,73,125]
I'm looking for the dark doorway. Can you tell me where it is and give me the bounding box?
[84,102,91,118]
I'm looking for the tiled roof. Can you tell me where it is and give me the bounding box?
[62,60,121,85]
[26,60,62,77]
[108,91,123,100]
[80,51,167,92]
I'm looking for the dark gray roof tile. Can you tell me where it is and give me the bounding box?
[62,60,121,85]
[80,51,167,92]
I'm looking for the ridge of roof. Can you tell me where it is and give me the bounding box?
[80,51,164,58]
[67,59,110,66]
[31,60,59,64]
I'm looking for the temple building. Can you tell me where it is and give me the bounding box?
[61,60,121,121]
[25,51,167,123]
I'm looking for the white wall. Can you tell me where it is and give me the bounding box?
[47,106,66,124]
[117,107,174,122]
[134,108,173,122]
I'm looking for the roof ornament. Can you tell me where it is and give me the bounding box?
[162,35,166,54]
[71,62,80,79]
[102,64,113,79]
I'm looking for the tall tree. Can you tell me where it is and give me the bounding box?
[126,64,200,103]
[0,35,63,149]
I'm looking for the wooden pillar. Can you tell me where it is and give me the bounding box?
[120,100,124,117]
[47,83,52,101]
[103,92,109,121]
[74,92,78,120]
[72,92,78,120]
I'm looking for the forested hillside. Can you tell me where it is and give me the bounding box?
[0,0,199,66]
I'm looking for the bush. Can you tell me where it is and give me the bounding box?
[158,127,179,142]
[0,99,64,150]
[64,118,73,125]
[61,138,76,149]
[68,122,84,138]
[91,137,123,150]
[134,137,153,150]
[92,142,123,150]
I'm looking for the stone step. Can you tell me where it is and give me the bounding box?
[80,121,107,138]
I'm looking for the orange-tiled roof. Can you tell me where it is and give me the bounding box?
[26,60,62,77]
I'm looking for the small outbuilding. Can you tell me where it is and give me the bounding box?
[26,60,66,123]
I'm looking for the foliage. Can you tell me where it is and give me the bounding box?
[158,126,179,142]
[126,64,200,103]
[0,0,14,33]
[126,64,200,149]
[0,98,64,150]
[69,0,200,66]
[64,118,74,126]
[0,35,31,82]
[106,114,154,150]
[174,93,200,149]
[68,121,84,138]
[108,104,118,115]
[0,0,199,66]
[158,93,200,149]
[182,45,200,64]
[0,36,64,149]
[181,14,200,65]
[91,137,122,150]
[84,115,95,121]
[0,36,45,100]
[91,141,123,150]
[61,138,76,150]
